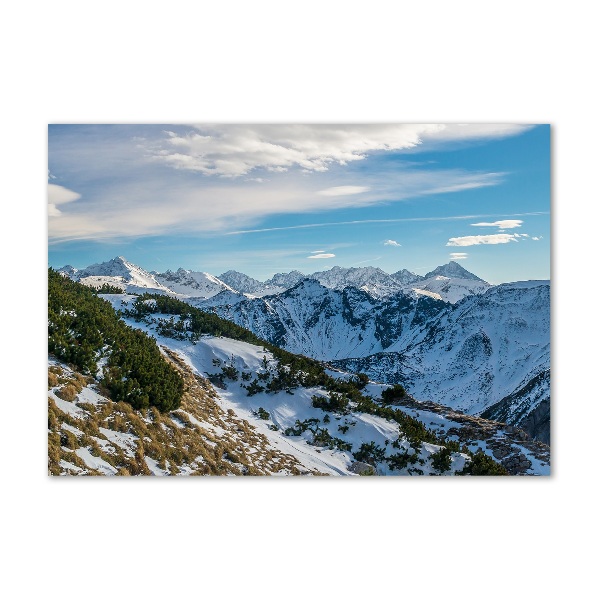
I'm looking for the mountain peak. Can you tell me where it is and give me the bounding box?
[424,261,486,283]
[390,268,423,285]
[218,270,264,294]
[265,270,306,288]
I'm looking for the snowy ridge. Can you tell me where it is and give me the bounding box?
[154,268,235,298]
[406,275,490,304]
[91,294,549,475]
[333,281,550,440]
[265,270,305,289]
[310,266,405,298]
[62,257,491,304]
[209,280,550,442]
[391,268,424,285]
[424,260,486,282]
[60,256,173,293]
[55,257,550,443]
[218,270,266,294]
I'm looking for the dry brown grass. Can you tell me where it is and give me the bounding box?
[56,383,78,402]
[48,354,320,477]
[48,372,59,388]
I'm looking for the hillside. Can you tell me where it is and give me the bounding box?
[48,355,314,476]
[209,278,550,442]
[55,257,551,444]
[101,291,548,474]
[48,275,551,475]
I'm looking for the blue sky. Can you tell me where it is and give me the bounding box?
[48,124,549,284]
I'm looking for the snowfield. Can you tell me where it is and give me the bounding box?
[53,256,550,472]
[84,295,550,475]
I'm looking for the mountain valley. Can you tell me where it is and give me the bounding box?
[53,255,551,471]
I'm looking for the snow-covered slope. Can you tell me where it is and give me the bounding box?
[62,258,491,304]
[333,281,550,440]
[154,268,235,298]
[424,261,486,282]
[54,257,549,443]
[264,270,305,289]
[193,289,248,308]
[210,279,445,361]
[91,294,549,475]
[48,355,318,476]
[208,279,550,442]
[390,268,424,285]
[405,275,490,304]
[310,266,405,297]
[61,256,173,293]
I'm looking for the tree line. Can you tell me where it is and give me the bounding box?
[48,269,183,411]
[122,293,507,474]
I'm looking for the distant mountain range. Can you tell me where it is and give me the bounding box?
[57,256,550,443]
[60,256,490,303]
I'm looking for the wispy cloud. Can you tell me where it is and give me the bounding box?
[47,124,540,242]
[383,239,401,247]
[307,253,335,259]
[48,183,81,217]
[226,213,547,236]
[356,256,382,264]
[449,252,468,260]
[471,219,523,229]
[47,168,515,242]
[317,185,369,197]
[447,233,519,246]
[147,124,532,178]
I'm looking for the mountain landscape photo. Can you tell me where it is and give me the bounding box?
[48,123,551,476]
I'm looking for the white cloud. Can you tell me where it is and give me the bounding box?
[48,183,81,217]
[532,236,542,241]
[471,219,523,229]
[317,186,370,197]
[422,124,532,142]
[383,239,401,247]
[148,124,531,177]
[447,234,519,246]
[48,170,508,241]
[308,253,335,259]
[310,250,325,253]
[449,252,468,260]
[47,124,535,241]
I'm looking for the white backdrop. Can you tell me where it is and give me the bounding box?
[2,1,596,598]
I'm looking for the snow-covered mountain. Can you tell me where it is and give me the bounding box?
[208,279,550,443]
[218,270,266,294]
[406,275,491,304]
[309,266,405,298]
[211,279,444,360]
[89,294,549,475]
[55,256,549,442]
[60,257,490,303]
[59,256,173,293]
[424,260,486,282]
[154,268,235,298]
[334,281,550,441]
[218,270,287,297]
[264,270,305,289]
[390,268,424,285]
